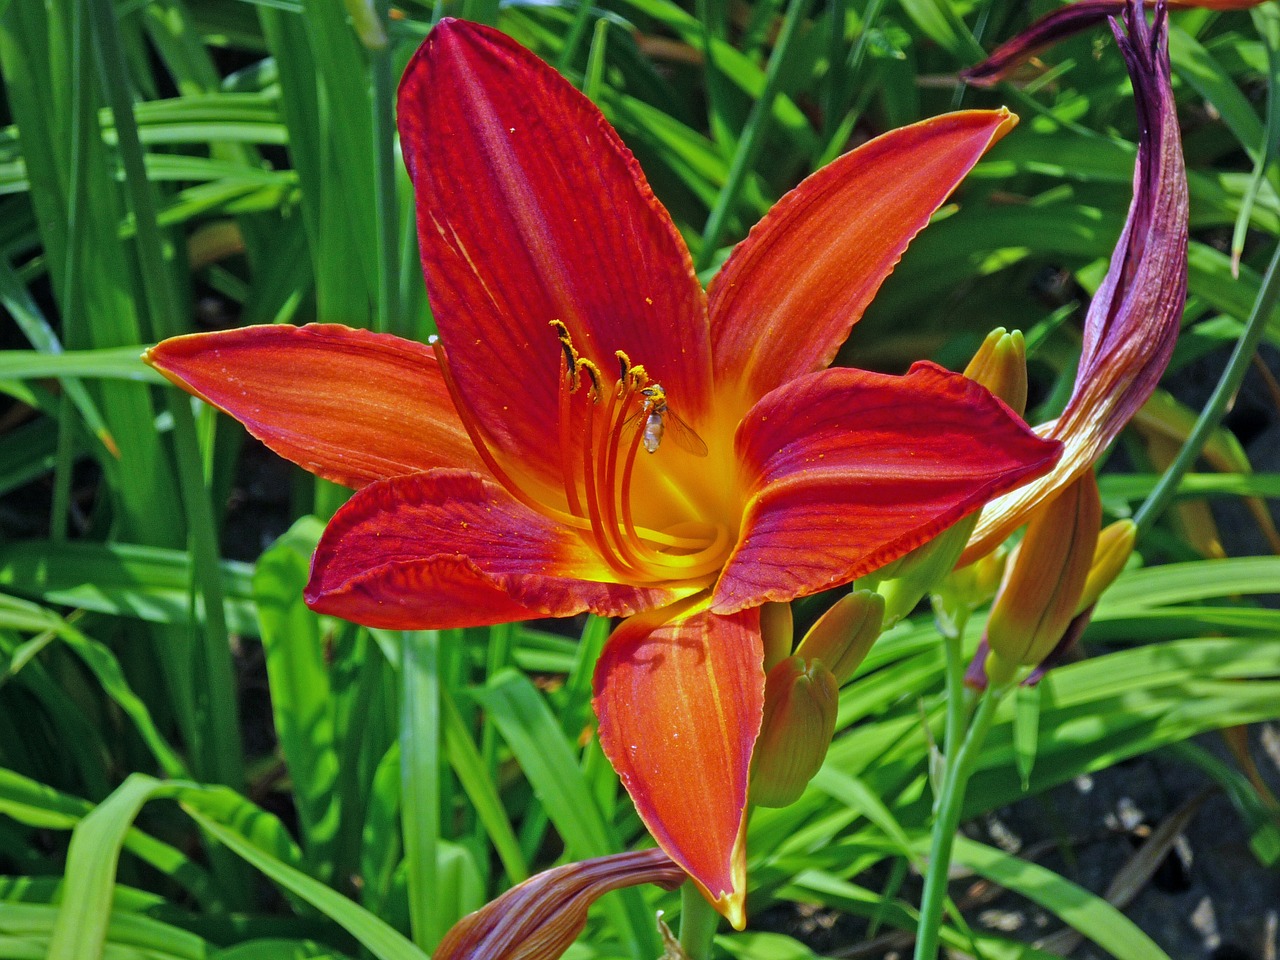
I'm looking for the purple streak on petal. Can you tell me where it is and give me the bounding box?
[961,0,1125,87]
[965,636,992,691]
[1022,603,1095,685]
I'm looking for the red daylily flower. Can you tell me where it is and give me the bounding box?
[146,19,1061,924]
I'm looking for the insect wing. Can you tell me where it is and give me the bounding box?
[661,407,709,457]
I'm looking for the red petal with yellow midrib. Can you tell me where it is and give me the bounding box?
[144,324,480,488]
[707,110,1016,411]
[306,469,691,629]
[713,363,1061,613]
[398,20,712,489]
[593,604,763,928]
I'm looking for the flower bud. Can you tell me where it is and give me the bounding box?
[870,515,977,627]
[794,590,884,686]
[964,327,1028,417]
[749,657,838,808]
[940,546,1008,613]
[1076,519,1136,614]
[984,472,1101,671]
[343,0,388,49]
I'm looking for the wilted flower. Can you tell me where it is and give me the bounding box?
[961,0,1189,564]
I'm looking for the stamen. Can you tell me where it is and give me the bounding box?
[577,377,649,581]
[430,337,593,535]
[556,346,585,519]
[576,358,603,400]
[596,373,657,574]
[434,330,728,589]
[551,320,580,392]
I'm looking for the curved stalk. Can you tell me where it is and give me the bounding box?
[913,682,1007,960]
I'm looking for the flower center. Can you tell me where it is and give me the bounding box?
[430,326,732,588]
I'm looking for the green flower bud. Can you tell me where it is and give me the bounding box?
[750,657,838,808]
[964,327,1028,416]
[794,590,884,686]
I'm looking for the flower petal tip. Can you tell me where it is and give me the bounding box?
[715,891,748,931]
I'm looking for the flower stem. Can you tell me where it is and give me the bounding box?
[679,882,719,959]
[913,682,1007,960]
[935,610,971,811]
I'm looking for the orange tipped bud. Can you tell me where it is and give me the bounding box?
[964,328,1028,417]
[985,472,1101,669]
[1076,519,1136,613]
[794,590,884,686]
[749,657,839,808]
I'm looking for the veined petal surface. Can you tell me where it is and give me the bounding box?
[707,110,1015,409]
[593,604,763,927]
[144,324,479,488]
[306,469,691,628]
[713,364,1061,613]
[398,19,712,487]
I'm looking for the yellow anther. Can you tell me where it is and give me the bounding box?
[576,358,603,400]
[552,320,582,392]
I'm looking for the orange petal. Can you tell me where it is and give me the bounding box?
[712,363,1061,613]
[436,849,686,960]
[706,110,1016,410]
[144,324,480,488]
[398,20,712,489]
[306,469,690,629]
[592,603,763,928]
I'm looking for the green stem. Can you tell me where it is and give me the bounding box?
[1133,236,1280,533]
[679,882,720,959]
[913,683,1007,960]
[936,612,971,809]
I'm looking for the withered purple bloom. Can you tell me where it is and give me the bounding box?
[963,0,1189,563]
[962,0,1265,87]
[433,849,685,960]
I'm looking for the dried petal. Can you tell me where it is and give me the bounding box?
[435,848,686,960]
[964,0,1188,563]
